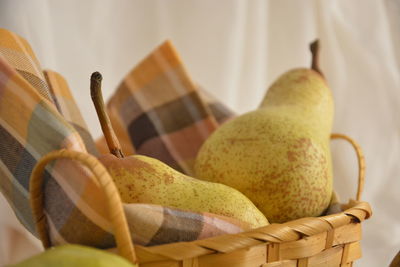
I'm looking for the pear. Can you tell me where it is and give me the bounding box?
[9,245,136,267]
[194,40,334,223]
[90,72,269,229]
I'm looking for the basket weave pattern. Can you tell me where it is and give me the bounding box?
[30,134,371,266]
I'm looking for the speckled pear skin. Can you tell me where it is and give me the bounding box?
[194,69,334,223]
[98,154,269,228]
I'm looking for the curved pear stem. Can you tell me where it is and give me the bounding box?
[310,39,324,78]
[90,72,125,158]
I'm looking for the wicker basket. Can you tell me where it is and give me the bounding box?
[29,133,372,266]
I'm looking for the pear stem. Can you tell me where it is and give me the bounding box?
[310,39,324,77]
[90,72,124,158]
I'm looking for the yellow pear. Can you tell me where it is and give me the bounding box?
[90,72,269,229]
[195,40,334,223]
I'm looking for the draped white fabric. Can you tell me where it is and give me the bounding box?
[1,0,399,266]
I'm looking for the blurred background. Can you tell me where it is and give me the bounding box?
[0,0,399,266]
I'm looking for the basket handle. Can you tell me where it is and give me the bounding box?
[29,149,137,264]
[330,133,365,201]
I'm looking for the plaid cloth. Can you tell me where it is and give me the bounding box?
[0,53,88,234]
[0,28,97,155]
[43,70,98,155]
[97,41,234,176]
[0,29,53,103]
[0,28,248,249]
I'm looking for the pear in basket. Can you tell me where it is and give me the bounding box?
[90,72,269,229]
[9,244,136,267]
[195,40,334,223]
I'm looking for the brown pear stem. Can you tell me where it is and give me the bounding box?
[310,39,324,77]
[90,72,124,158]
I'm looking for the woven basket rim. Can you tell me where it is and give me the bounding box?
[132,200,371,260]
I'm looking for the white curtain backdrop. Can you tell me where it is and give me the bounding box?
[0,0,399,266]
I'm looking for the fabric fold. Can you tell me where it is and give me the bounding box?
[100,40,233,176]
[0,28,249,250]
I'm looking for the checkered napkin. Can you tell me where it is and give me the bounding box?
[96,41,234,176]
[0,28,248,249]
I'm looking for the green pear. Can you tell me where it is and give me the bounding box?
[194,40,334,223]
[90,72,269,229]
[8,245,135,267]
